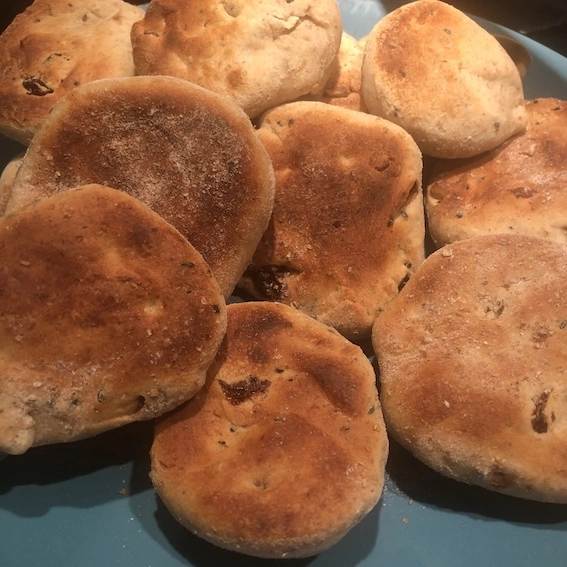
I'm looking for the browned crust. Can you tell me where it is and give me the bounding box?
[426,98,567,247]
[0,0,144,145]
[7,75,275,297]
[361,0,527,158]
[0,184,227,454]
[131,0,342,118]
[239,101,424,339]
[151,301,388,558]
[372,234,567,503]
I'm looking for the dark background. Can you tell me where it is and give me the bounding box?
[1,0,566,57]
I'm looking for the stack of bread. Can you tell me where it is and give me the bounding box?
[0,0,566,560]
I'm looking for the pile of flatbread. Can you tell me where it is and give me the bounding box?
[0,0,565,559]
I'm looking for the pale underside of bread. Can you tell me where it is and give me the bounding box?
[239,101,424,340]
[426,98,567,247]
[6,75,275,298]
[373,234,567,503]
[131,0,343,118]
[0,184,227,455]
[360,0,527,158]
[0,0,144,145]
[0,152,23,215]
[151,301,388,558]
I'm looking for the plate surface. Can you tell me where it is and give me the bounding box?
[1,2,567,566]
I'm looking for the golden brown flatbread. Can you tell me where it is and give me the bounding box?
[361,0,527,158]
[373,233,567,503]
[131,0,342,118]
[0,184,226,455]
[0,0,144,145]
[426,98,567,247]
[304,32,366,112]
[151,301,388,558]
[239,101,424,339]
[7,75,275,298]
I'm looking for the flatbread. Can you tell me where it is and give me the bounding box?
[239,101,424,339]
[131,0,342,118]
[361,0,527,158]
[426,98,567,247]
[304,32,366,112]
[0,184,227,455]
[7,75,275,297]
[0,0,144,144]
[373,233,567,503]
[151,301,388,558]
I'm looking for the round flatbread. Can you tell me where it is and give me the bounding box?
[7,75,275,298]
[0,184,227,455]
[426,98,567,247]
[373,234,567,503]
[361,0,527,158]
[0,0,144,145]
[239,101,424,339]
[151,301,388,558]
[131,0,342,118]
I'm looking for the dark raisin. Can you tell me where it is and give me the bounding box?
[531,390,551,434]
[219,375,271,405]
[22,76,53,96]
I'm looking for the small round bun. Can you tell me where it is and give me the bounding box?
[426,98,567,247]
[0,184,227,455]
[304,32,366,112]
[361,0,527,158]
[151,301,388,558]
[240,101,424,339]
[373,234,567,503]
[7,75,275,298]
[131,0,342,118]
[0,0,144,145]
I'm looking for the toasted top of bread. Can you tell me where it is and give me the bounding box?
[0,0,144,145]
[239,101,424,339]
[7,75,275,297]
[131,0,342,118]
[151,301,388,558]
[373,233,567,503]
[426,98,567,247]
[0,184,226,455]
[361,0,527,158]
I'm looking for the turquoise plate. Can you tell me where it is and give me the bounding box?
[1,2,566,566]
